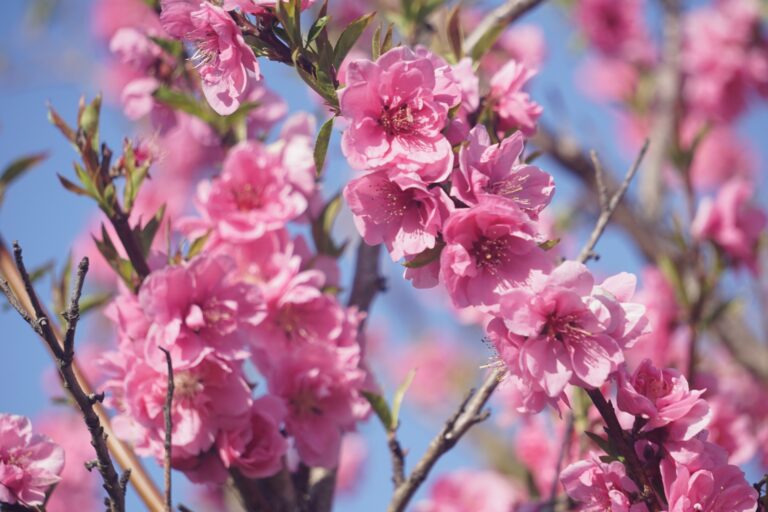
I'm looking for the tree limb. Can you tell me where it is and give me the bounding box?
[464,0,547,57]
[159,348,174,512]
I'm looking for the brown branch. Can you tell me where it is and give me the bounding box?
[577,140,649,263]
[3,244,127,512]
[0,237,166,512]
[159,348,174,512]
[464,0,546,56]
[388,432,406,488]
[110,209,152,281]
[387,368,505,512]
[638,0,682,221]
[230,467,299,512]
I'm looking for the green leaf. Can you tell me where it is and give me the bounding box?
[362,391,393,431]
[57,174,90,198]
[79,95,102,151]
[148,36,183,57]
[28,261,55,284]
[469,22,505,63]
[390,368,416,430]
[48,105,77,145]
[446,4,463,63]
[585,431,611,454]
[381,22,394,54]
[79,291,114,315]
[314,117,334,177]
[524,150,543,164]
[402,240,445,268]
[333,12,376,69]
[153,86,215,123]
[311,193,347,257]
[136,205,166,258]
[0,152,47,192]
[307,15,330,45]
[187,230,212,260]
[371,23,382,59]
[538,238,561,251]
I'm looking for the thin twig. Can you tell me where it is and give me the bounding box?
[464,0,546,56]
[577,140,649,264]
[388,433,406,488]
[7,243,127,512]
[589,150,608,210]
[62,258,88,359]
[159,348,174,512]
[387,368,505,512]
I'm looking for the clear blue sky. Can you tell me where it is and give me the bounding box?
[1,0,766,509]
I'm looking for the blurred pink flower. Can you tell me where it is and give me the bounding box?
[414,469,525,512]
[686,125,756,190]
[0,414,64,506]
[574,0,653,63]
[561,453,648,512]
[691,177,766,273]
[335,433,368,495]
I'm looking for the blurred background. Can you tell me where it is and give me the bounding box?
[1,0,767,510]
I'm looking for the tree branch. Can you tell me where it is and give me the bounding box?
[464,0,546,57]
[387,368,505,512]
[0,237,166,512]
[577,140,649,263]
[3,243,127,512]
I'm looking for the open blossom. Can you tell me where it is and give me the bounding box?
[661,455,757,512]
[691,178,766,273]
[617,360,711,441]
[413,469,525,512]
[102,348,252,472]
[488,60,543,136]
[440,197,550,308]
[453,126,554,218]
[0,414,64,507]
[487,262,646,412]
[217,395,288,478]
[339,46,460,170]
[137,254,263,366]
[181,140,309,243]
[160,0,260,115]
[345,171,453,261]
[265,344,370,467]
[336,433,368,495]
[687,125,755,190]
[561,454,648,512]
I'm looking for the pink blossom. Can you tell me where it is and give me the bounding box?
[0,414,64,506]
[36,412,102,512]
[339,47,459,170]
[453,126,554,218]
[160,0,260,115]
[91,0,162,41]
[574,0,653,62]
[121,77,160,120]
[154,112,223,179]
[181,140,308,243]
[691,178,766,273]
[217,395,288,478]
[336,433,368,495]
[686,125,756,190]
[345,171,453,261]
[440,197,550,308]
[413,469,524,512]
[617,360,711,441]
[110,27,165,71]
[577,57,639,103]
[561,454,648,512]
[245,82,288,138]
[102,349,252,469]
[489,60,543,136]
[137,254,262,366]
[661,455,757,512]
[265,344,370,467]
[487,262,645,411]
[270,113,320,200]
[514,417,561,495]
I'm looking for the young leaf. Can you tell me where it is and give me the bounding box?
[48,105,77,144]
[362,391,393,430]
[136,205,166,258]
[314,117,334,177]
[57,174,91,198]
[307,15,330,45]
[390,368,416,431]
[538,238,561,251]
[311,193,347,257]
[469,23,505,63]
[186,230,212,260]
[446,4,463,62]
[402,240,445,268]
[0,152,47,205]
[371,23,382,59]
[381,22,394,54]
[153,86,214,124]
[333,12,376,69]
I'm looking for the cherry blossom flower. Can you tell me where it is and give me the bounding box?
[574,0,653,62]
[413,469,525,512]
[617,359,711,441]
[181,140,309,243]
[217,395,288,478]
[488,60,543,136]
[0,414,64,507]
[345,171,453,261]
[160,0,260,115]
[339,47,459,170]
[440,197,550,308]
[561,454,648,512]
[265,344,370,467]
[336,433,368,495]
[691,177,766,273]
[453,126,554,218]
